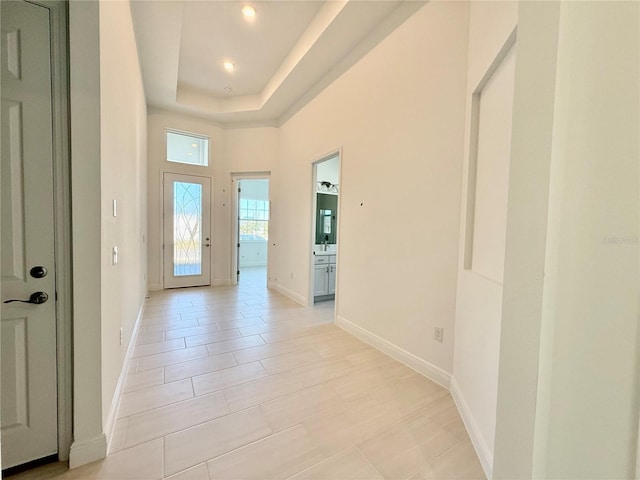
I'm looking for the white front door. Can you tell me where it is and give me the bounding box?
[1,0,58,469]
[163,173,212,288]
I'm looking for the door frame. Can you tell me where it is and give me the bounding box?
[162,172,212,289]
[230,172,271,286]
[308,149,342,308]
[49,0,73,463]
[0,0,73,467]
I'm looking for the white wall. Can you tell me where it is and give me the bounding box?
[146,110,277,289]
[451,2,518,475]
[494,2,640,477]
[239,242,267,267]
[272,2,468,378]
[67,0,148,468]
[532,2,639,477]
[98,0,148,434]
[68,0,105,467]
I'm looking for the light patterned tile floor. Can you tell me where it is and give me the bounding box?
[7,267,485,480]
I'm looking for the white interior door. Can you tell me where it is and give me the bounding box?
[163,173,212,288]
[1,0,58,469]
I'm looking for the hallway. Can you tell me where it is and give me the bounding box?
[238,266,268,289]
[11,281,484,479]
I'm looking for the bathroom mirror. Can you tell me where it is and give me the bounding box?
[316,193,337,244]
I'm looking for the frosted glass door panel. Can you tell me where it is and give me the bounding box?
[163,173,211,288]
[173,182,203,276]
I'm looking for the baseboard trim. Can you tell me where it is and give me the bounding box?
[271,282,306,306]
[147,282,162,291]
[104,299,145,454]
[68,433,107,469]
[450,376,493,479]
[335,315,451,389]
[212,278,231,286]
[335,316,492,474]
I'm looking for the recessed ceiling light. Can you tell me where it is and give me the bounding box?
[223,61,235,72]
[224,86,233,93]
[241,5,256,18]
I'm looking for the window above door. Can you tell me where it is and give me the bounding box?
[166,130,209,166]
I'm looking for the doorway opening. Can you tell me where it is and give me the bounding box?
[310,152,341,307]
[231,174,270,288]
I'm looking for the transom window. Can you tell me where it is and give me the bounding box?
[166,130,209,166]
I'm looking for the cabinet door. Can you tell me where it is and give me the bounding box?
[314,264,329,296]
[328,264,336,294]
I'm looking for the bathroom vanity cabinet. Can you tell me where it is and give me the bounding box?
[313,254,336,297]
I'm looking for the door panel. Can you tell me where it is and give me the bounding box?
[314,265,328,296]
[1,0,58,469]
[2,101,26,280]
[328,264,336,294]
[163,173,211,288]
[1,318,28,428]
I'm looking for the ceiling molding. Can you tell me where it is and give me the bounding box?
[131,1,427,127]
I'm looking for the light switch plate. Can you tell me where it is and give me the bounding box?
[112,245,119,265]
[434,327,443,343]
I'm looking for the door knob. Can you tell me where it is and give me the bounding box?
[4,291,49,305]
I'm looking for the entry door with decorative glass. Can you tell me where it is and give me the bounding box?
[163,173,211,288]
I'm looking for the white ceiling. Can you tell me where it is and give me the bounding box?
[130,0,425,127]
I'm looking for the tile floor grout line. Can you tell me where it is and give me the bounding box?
[204,460,213,480]
[195,422,312,470]
[121,377,351,452]
[117,389,196,421]
[356,445,386,480]
[161,436,165,480]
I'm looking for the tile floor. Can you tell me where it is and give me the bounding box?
[7,267,485,480]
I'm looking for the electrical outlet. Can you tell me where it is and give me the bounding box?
[434,327,444,343]
[119,327,124,346]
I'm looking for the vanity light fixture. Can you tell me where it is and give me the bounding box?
[241,5,256,18]
[317,181,339,194]
[223,61,235,72]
